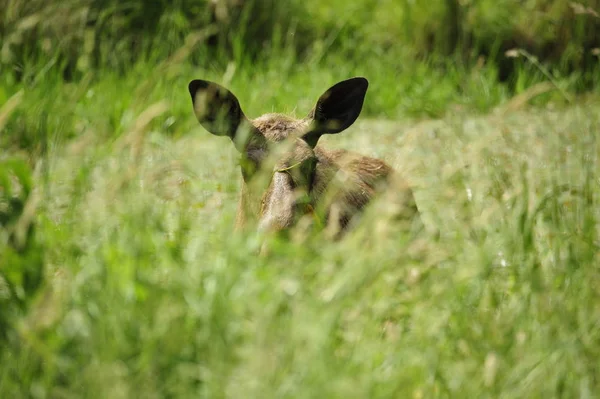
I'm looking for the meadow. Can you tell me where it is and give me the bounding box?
[2,0,600,397]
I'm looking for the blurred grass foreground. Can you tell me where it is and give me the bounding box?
[1,0,600,397]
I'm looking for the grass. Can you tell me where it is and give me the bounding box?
[1,59,600,396]
[2,49,588,158]
[1,1,600,396]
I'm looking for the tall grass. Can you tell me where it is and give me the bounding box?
[3,0,599,72]
[1,1,600,397]
[2,0,599,154]
[1,84,599,397]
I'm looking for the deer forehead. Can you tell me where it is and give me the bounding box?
[251,113,310,142]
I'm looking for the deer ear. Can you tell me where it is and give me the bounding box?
[189,80,259,150]
[302,77,368,148]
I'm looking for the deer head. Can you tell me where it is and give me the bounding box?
[188,77,380,234]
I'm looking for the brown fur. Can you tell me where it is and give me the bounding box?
[188,77,419,236]
[237,115,415,236]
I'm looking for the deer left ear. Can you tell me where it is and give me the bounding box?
[188,80,245,138]
[189,79,264,152]
[302,77,368,148]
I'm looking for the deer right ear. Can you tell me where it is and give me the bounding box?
[302,77,369,148]
[189,80,257,150]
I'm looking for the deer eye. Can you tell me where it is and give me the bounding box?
[293,192,311,208]
[239,156,259,181]
[294,157,316,186]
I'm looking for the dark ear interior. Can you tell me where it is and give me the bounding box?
[302,77,368,148]
[188,79,245,139]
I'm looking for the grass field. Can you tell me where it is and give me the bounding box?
[2,65,600,396]
[2,1,600,397]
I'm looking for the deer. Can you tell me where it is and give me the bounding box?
[187,77,420,239]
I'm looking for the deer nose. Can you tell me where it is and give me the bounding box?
[258,241,270,257]
[257,217,281,257]
[258,214,293,235]
[257,216,275,233]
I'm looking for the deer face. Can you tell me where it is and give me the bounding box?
[188,77,369,233]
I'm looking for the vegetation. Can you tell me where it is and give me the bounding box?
[1,0,599,397]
